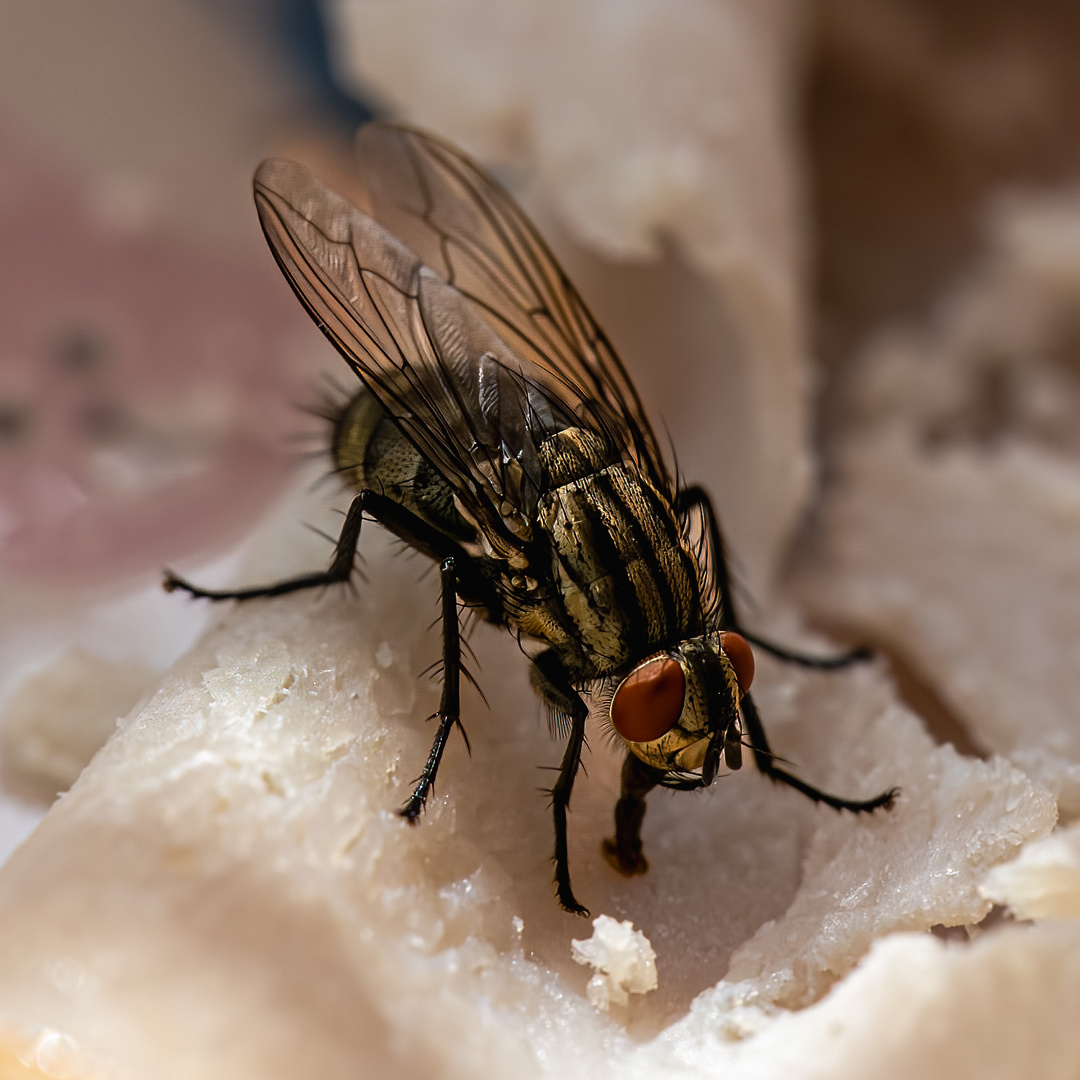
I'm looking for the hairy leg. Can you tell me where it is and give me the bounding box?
[676,484,868,669]
[740,691,898,812]
[677,483,898,811]
[400,558,467,820]
[602,753,661,877]
[531,650,591,916]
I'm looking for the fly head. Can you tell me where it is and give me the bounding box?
[607,632,755,783]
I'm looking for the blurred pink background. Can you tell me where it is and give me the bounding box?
[0,2,372,595]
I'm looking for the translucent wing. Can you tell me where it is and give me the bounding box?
[355,123,671,496]
[256,158,576,556]
[254,124,670,557]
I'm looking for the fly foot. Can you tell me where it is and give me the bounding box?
[601,836,649,877]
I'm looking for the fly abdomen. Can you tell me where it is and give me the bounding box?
[536,428,703,674]
[332,389,476,545]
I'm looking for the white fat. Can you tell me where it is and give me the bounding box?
[571,915,658,1010]
[982,822,1080,921]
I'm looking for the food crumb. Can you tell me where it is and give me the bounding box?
[571,915,658,1010]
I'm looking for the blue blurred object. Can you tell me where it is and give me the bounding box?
[205,0,377,127]
[274,0,376,126]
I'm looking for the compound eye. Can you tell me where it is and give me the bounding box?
[610,657,686,743]
[719,631,755,695]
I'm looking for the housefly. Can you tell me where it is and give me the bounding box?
[166,123,897,915]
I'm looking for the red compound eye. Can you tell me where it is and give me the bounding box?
[610,657,686,743]
[719,631,755,695]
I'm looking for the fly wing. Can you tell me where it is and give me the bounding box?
[254,157,576,555]
[355,122,673,498]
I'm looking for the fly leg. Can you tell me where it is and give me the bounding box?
[603,755,708,876]
[677,484,898,812]
[164,492,367,600]
[741,691,898,812]
[601,753,661,876]
[531,650,590,916]
[676,484,868,669]
[165,490,501,610]
[166,491,503,820]
[400,557,464,822]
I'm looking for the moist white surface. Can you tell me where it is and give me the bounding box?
[799,191,1080,815]
[0,529,1057,1076]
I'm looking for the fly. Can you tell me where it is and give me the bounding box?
[165,123,897,915]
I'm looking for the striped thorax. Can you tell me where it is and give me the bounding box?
[533,427,702,676]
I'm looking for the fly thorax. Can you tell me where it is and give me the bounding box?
[532,427,702,672]
[538,428,617,488]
